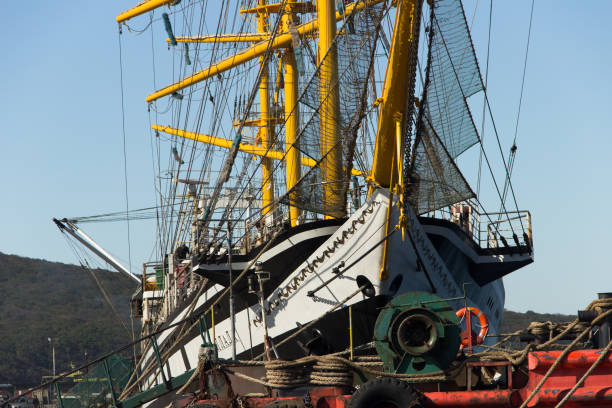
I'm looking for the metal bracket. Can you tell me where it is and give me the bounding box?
[151,336,170,388]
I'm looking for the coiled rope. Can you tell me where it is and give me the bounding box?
[222,354,461,389]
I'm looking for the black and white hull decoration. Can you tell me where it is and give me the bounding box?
[141,188,533,389]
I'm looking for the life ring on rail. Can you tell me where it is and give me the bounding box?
[456,306,489,348]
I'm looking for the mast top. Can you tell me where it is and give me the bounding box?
[116,0,177,23]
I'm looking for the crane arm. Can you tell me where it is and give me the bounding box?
[53,218,141,284]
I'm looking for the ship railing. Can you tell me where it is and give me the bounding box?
[233,100,285,129]
[426,202,532,251]
[239,206,330,254]
[240,206,292,253]
[484,211,532,250]
[207,219,256,255]
[138,257,204,327]
[234,100,262,122]
[138,262,165,326]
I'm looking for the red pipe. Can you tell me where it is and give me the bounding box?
[525,386,612,406]
[423,390,521,407]
[529,350,612,370]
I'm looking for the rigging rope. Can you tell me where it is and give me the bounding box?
[410,2,511,244]
[7,303,609,408]
[168,0,257,255]
[149,10,164,261]
[199,0,289,234]
[142,0,384,256]
[210,1,386,247]
[501,0,535,209]
[122,199,385,396]
[118,227,283,399]
[476,0,493,198]
[59,229,133,338]
[118,29,134,274]
[430,6,523,238]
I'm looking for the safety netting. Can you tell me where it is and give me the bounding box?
[426,0,484,158]
[282,3,384,218]
[409,0,482,214]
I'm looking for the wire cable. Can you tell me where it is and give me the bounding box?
[118,29,134,274]
[476,0,493,198]
[431,9,522,236]
[501,0,535,208]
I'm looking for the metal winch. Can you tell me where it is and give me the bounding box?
[374,292,461,374]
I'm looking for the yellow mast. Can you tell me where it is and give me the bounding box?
[282,11,301,227]
[369,0,422,188]
[116,0,175,23]
[125,0,390,226]
[151,125,366,177]
[171,34,271,43]
[316,0,344,219]
[144,0,382,103]
[257,1,275,221]
[370,0,423,276]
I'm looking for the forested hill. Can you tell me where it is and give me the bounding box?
[0,252,137,387]
[501,310,576,333]
[0,251,578,387]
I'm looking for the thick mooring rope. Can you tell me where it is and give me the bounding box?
[474,298,612,367]
[173,299,612,407]
[219,354,460,389]
[204,300,612,393]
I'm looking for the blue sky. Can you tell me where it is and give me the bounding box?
[1,1,611,315]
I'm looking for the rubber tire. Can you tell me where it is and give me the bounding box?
[347,377,422,408]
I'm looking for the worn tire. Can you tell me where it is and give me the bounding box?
[348,377,422,408]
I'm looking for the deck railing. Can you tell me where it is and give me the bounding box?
[424,202,532,251]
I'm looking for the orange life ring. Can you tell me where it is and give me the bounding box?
[456,307,489,348]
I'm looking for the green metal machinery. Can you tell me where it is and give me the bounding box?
[374,292,462,374]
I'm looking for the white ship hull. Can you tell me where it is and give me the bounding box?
[140,188,532,392]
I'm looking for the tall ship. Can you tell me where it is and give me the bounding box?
[55,0,534,404]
